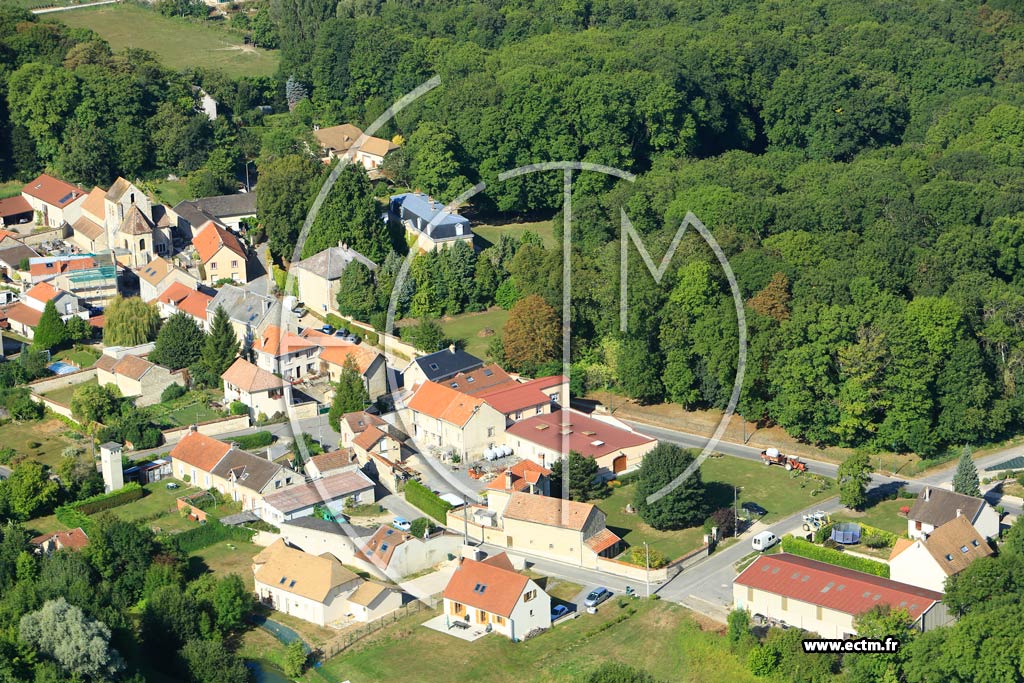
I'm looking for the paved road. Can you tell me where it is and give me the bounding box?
[32,0,119,14]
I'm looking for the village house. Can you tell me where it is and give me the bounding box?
[442,552,550,641]
[403,346,484,388]
[889,515,994,592]
[138,256,200,303]
[313,123,399,171]
[733,553,952,638]
[405,380,507,461]
[252,539,363,628]
[172,193,257,237]
[29,254,98,284]
[259,468,376,525]
[23,281,83,318]
[30,528,89,555]
[206,284,278,342]
[506,408,657,476]
[95,353,186,406]
[445,363,517,395]
[907,487,1000,540]
[354,524,463,578]
[304,329,387,399]
[291,243,378,317]
[52,263,119,310]
[339,411,389,448]
[305,449,356,479]
[253,324,320,380]
[387,192,473,252]
[346,582,404,623]
[484,460,552,497]
[477,375,568,422]
[221,357,289,420]
[193,220,249,285]
[0,239,38,280]
[153,281,214,330]
[21,173,86,228]
[169,430,299,511]
[0,195,32,228]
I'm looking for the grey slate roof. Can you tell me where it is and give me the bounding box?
[909,487,987,528]
[292,245,378,280]
[210,448,282,493]
[411,347,484,382]
[207,284,276,329]
[174,193,256,229]
[388,193,472,242]
[0,244,39,268]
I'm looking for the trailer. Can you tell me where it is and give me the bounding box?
[760,447,807,472]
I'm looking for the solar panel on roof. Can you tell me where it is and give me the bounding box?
[483,369,493,376]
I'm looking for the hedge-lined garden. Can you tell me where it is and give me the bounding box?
[780,536,890,578]
[404,479,453,523]
[162,519,254,554]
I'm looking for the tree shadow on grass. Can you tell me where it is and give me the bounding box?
[185,555,212,582]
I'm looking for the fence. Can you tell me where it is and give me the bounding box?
[319,599,434,659]
[160,414,251,445]
[28,367,97,394]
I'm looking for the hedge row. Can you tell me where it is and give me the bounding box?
[781,536,890,578]
[404,479,453,523]
[70,482,145,515]
[860,524,899,547]
[231,431,274,450]
[164,520,254,554]
[54,505,95,534]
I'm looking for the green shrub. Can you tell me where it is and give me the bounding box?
[616,470,641,486]
[53,505,94,534]
[858,524,898,548]
[161,384,187,402]
[404,479,453,523]
[780,536,889,578]
[164,519,254,554]
[70,482,145,514]
[229,401,249,416]
[813,522,834,544]
[230,431,273,450]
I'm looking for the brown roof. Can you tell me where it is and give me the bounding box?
[104,177,134,203]
[584,528,621,554]
[308,449,354,475]
[170,431,232,472]
[902,515,993,576]
[253,539,358,602]
[360,136,398,157]
[0,195,31,218]
[25,281,59,303]
[485,460,551,493]
[347,581,395,607]
[210,449,283,493]
[111,354,155,380]
[221,357,286,393]
[255,324,318,357]
[501,491,597,531]
[22,174,83,208]
[193,220,246,263]
[909,488,987,529]
[72,215,105,241]
[261,469,374,514]
[357,525,414,570]
[314,124,364,153]
[80,186,106,220]
[406,381,487,427]
[889,538,914,560]
[353,424,388,452]
[506,408,655,460]
[30,527,89,551]
[93,354,117,372]
[478,383,552,416]
[735,554,943,621]
[5,302,41,327]
[446,363,516,395]
[138,257,171,286]
[303,329,381,374]
[118,203,153,235]
[342,411,386,435]
[443,554,530,618]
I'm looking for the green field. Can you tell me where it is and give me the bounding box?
[475,220,557,250]
[831,498,911,537]
[596,457,834,562]
[146,178,192,206]
[0,180,22,200]
[56,4,280,78]
[0,418,81,469]
[312,600,756,683]
[189,539,263,591]
[438,308,510,359]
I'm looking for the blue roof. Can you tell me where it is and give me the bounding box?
[389,193,471,241]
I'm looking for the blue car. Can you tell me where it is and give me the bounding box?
[392,517,411,531]
[551,604,569,621]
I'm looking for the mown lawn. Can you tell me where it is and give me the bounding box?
[41,377,97,407]
[438,308,510,360]
[0,180,22,199]
[189,539,263,591]
[146,178,192,206]
[56,4,280,78]
[0,418,81,469]
[596,484,709,561]
[106,479,199,524]
[831,498,911,537]
[54,347,101,369]
[474,220,557,250]
[149,389,224,428]
[313,599,757,683]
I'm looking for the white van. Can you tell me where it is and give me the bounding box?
[752,531,779,552]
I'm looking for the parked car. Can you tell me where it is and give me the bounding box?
[392,517,411,531]
[752,531,779,552]
[334,328,349,337]
[551,604,569,621]
[742,502,768,516]
[292,305,307,318]
[584,587,612,607]
[321,324,335,334]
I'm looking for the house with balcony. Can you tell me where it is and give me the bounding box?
[253,324,320,381]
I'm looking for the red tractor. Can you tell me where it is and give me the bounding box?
[760,447,807,472]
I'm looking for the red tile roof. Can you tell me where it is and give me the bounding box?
[29,256,96,279]
[356,524,414,570]
[193,220,246,263]
[156,281,212,321]
[406,381,487,427]
[21,174,83,208]
[341,411,386,435]
[443,553,530,618]
[501,491,596,531]
[30,527,89,551]
[0,195,31,218]
[506,409,655,460]
[478,382,551,416]
[255,324,318,357]
[446,363,516,395]
[735,554,943,621]
[25,281,59,303]
[169,431,232,472]
[303,329,381,374]
[308,449,354,475]
[221,357,286,393]
[485,460,552,493]
[584,528,622,554]
[261,469,374,514]
[352,424,388,451]
[5,302,41,327]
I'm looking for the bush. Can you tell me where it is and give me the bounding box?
[27,441,41,449]
[813,522,834,544]
[164,520,254,554]
[161,384,187,402]
[68,482,145,515]
[404,479,453,523]
[781,536,889,578]
[230,431,273,450]
[858,524,897,548]
[229,401,249,416]
[54,505,94,534]
[626,545,667,568]
[409,517,433,538]
[615,470,641,486]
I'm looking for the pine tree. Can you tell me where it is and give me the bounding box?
[32,300,67,351]
[149,312,205,370]
[952,446,981,498]
[285,76,308,111]
[193,307,239,387]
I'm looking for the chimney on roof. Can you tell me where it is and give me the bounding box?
[189,424,198,433]
[956,508,962,518]
[448,344,456,354]
[505,468,513,491]
[924,488,930,502]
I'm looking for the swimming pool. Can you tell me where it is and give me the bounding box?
[47,361,78,375]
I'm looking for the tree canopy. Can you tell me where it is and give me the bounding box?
[103,296,160,348]
[633,443,707,530]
